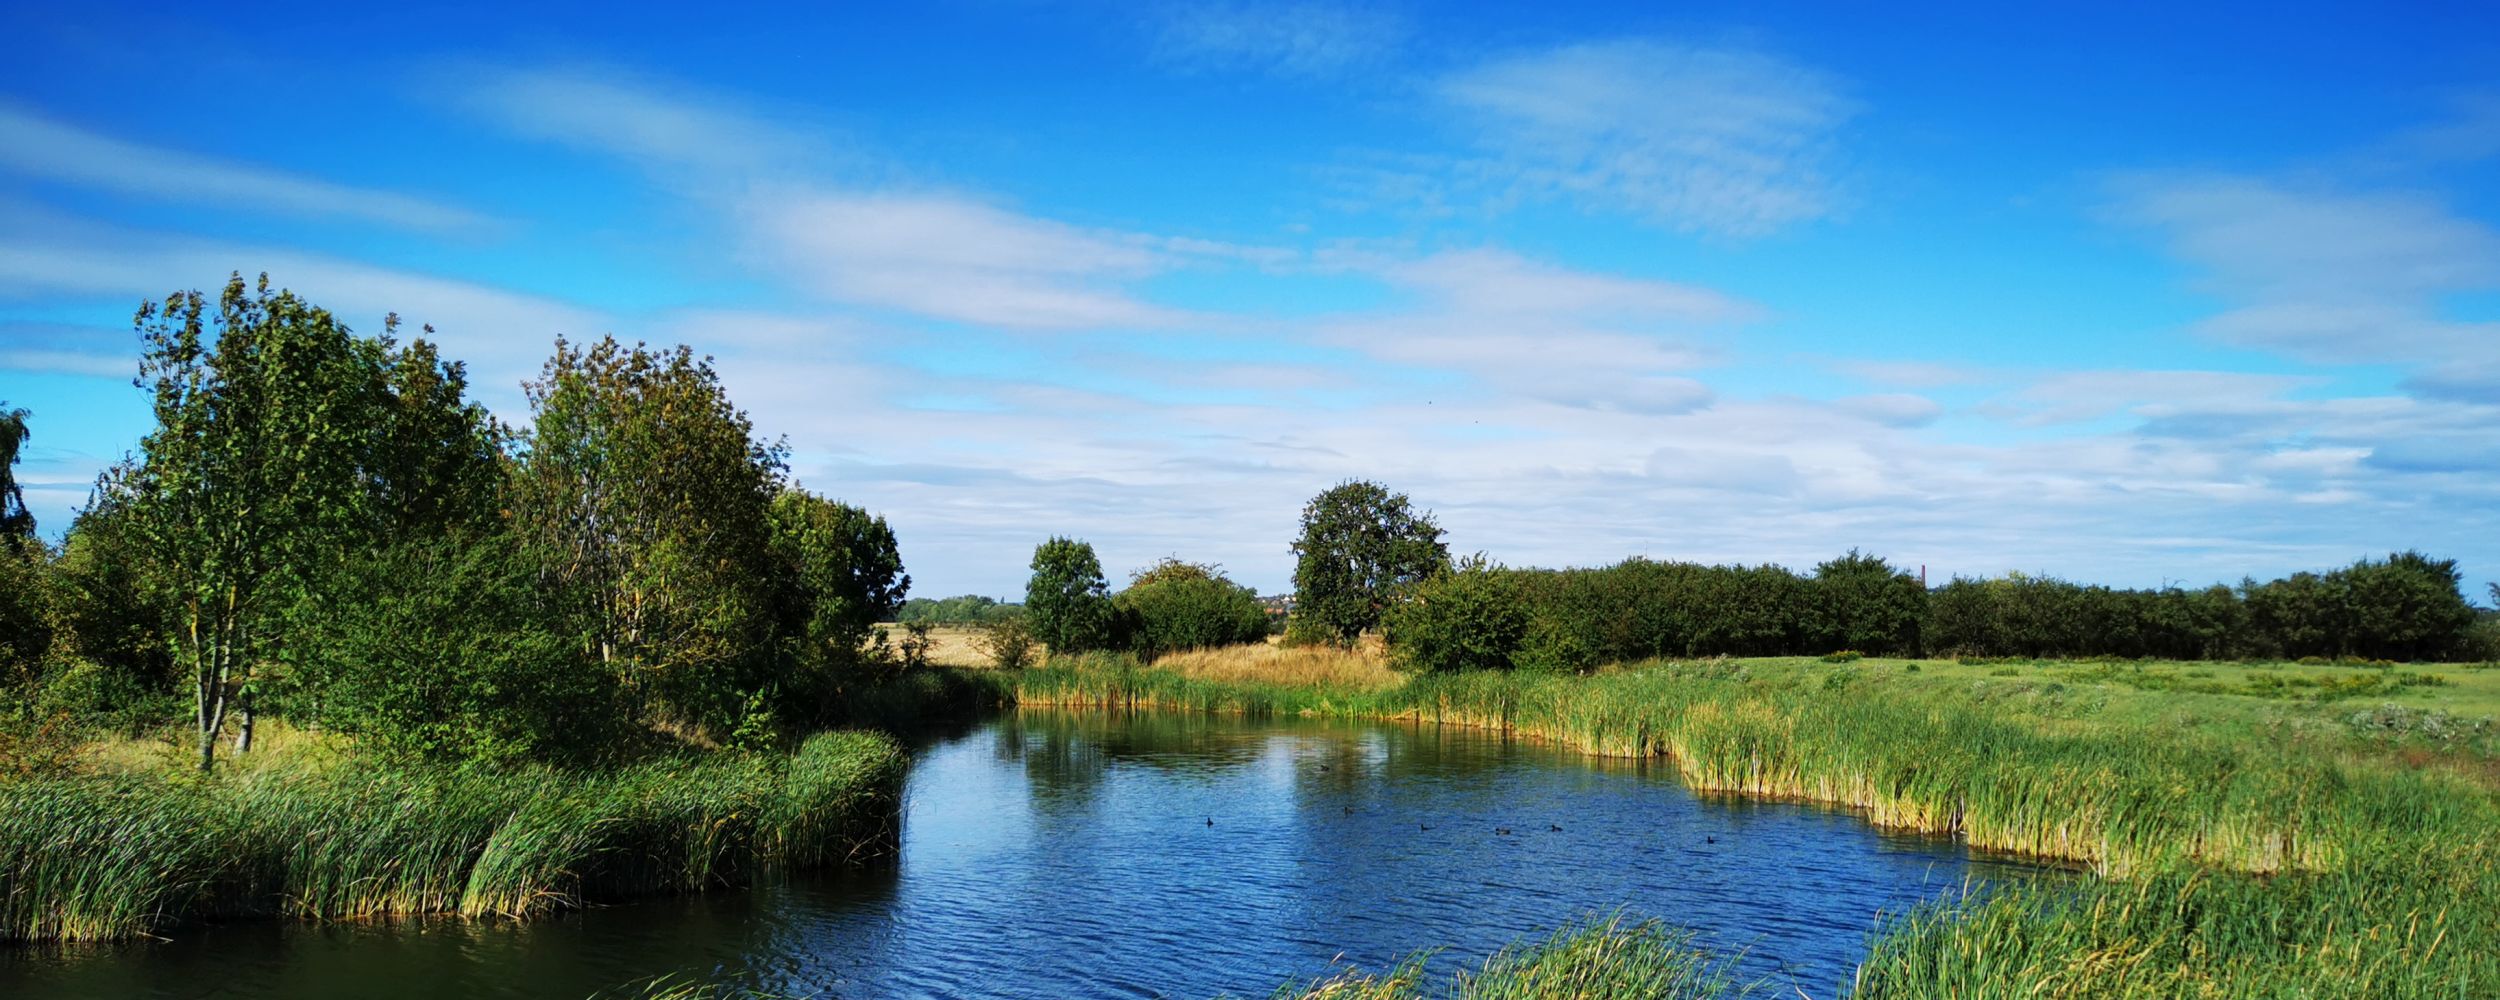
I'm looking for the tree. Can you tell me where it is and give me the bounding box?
[512,336,788,734]
[122,275,488,770]
[1115,558,1268,657]
[767,488,911,712]
[0,401,31,547]
[1382,556,1527,673]
[280,530,618,765]
[1025,537,1118,654]
[1812,550,1925,654]
[0,403,45,705]
[1290,480,1449,643]
[2338,551,2476,661]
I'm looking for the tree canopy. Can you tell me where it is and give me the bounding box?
[1289,480,1449,643]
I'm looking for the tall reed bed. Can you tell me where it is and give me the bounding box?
[1012,656,2500,995]
[0,731,904,942]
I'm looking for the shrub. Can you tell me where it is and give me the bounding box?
[280,532,624,767]
[979,615,1040,670]
[1114,559,1268,658]
[1381,557,1528,673]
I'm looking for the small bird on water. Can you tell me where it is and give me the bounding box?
[1549,823,1563,832]
[1206,817,1214,827]
[1497,827,1512,836]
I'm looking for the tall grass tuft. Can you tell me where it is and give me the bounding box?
[1275,916,1763,1000]
[1,731,907,941]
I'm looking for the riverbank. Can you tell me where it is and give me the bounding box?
[1011,652,2500,997]
[0,730,906,943]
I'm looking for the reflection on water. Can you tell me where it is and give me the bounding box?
[2,710,2042,999]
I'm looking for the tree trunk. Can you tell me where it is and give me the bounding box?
[233,685,254,754]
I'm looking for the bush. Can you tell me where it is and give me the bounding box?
[1114,559,1269,658]
[979,616,1039,670]
[35,661,179,737]
[1382,557,1528,673]
[281,533,624,767]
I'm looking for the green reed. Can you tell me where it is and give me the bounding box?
[0,730,905,941]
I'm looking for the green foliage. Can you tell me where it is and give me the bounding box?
[0,400,32,545]
[765,489,912,719]
[1290,479,1449,643]
[1382,556,1529,673]
[1930,554,2477,662]
[979,615,1040,670]
[0,542,50,701]
[1113,558,1268,657]
[34,660,180,738]
[514,336,788,735]
[120,275,505,769]
[1025,536,1120,653]
[897,593,1023,624]
[279,531,622,766]
[45,497,176,695]
[1810,550,1922,653]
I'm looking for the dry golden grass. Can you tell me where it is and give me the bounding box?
[878,623,998,668]
[1153,637,1404,691]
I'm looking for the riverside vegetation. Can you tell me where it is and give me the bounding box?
[0,277,953,945]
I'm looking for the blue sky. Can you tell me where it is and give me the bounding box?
[4,1,2498,599]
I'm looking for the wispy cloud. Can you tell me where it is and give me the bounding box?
[0,213,602,407]
[451,67,1223,330]
[0,103,492,233]
[1148,1,1408,78]
[1434,39,1856,236]
[2110,172,2500,383]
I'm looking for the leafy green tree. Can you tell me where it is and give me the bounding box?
[280,531,619,765]
[1811,550,1925,654]
[122,275,490,770]
[1025,537,1118,653]
[0,403,45,704]
[0,401,31,547]
[1115,558,1269,657]
[2338,551,2476,661]
[768,489,910,664]
[899,594,1024,624]
[1290,480,1449,643]
[513,336,788,734]
[1382,556,1528,672]
[42,483,176,697]
[2243,571,2348,659]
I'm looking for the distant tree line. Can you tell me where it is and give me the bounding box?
[897,594,1024,624]
[1015,541,1272,659]
[1387,550,2490,671]
[0,275,912,769]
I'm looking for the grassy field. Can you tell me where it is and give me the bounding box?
[1011,649,2500,997]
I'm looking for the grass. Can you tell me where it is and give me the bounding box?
[0,730,905,942]
[1156,637,1403,691]
[1274,915,1762,1000]
[1008,648,2500,996]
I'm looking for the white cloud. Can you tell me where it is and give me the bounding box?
[2111,173,2500,373]
[445,66,829,174]
[451,66,1223,331]
[1149,2,1407,78]
[0,103,491,232]
[1436,39,1856,236]
[741,190,1188,329]
[0,218,603,410]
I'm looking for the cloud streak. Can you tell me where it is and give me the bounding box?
[0,104,492,233]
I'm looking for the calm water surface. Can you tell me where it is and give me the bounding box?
[3,711,2043,999]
